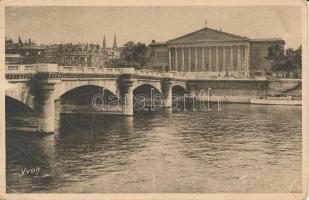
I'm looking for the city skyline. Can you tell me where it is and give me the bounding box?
[5,6,302,48]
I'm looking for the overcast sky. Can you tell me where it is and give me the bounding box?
[5,6,302,48]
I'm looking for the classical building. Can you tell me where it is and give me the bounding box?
[148,27,285,78]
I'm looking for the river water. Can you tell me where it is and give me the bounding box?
[6,103,302,193]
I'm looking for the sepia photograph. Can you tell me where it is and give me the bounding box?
[0,0,307,199]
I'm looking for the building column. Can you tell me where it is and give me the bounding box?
[36,82,55,133]
[162,78,173,108]
[245,46,248,71]
[195,47,198,72]
[188,47,191,72]
[202,47,205,71]
[223,46,226,73]
[247,45,250,72]
[168,48,172,71]
[175,47,178,72]
[215,46,219,72]
[208,46,212,71]
[245,45,250,77]
[120,76,134,116]
[237,45,241,71]
[230,46,233,73]
[181,47,185,72]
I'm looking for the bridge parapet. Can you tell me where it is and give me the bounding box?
[5,64,175,79]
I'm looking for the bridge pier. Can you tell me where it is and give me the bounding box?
[120,76,134,116]
[162,78,173,108]
[187,82,197,96]
[35,82,55,133]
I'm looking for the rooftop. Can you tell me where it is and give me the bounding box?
[167,27,250,44]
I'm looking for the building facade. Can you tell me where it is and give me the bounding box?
[42,35,121,68]
[5,38,45,64]
[5,36,121,68]
[43,43,106,68]
[148,27,285,78]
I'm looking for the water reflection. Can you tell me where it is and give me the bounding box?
[6,104,302,193]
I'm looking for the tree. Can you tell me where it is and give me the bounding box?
[265,44,301,77]
[294,45,302,70]
[119,41,150,69]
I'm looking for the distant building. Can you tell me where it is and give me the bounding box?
[43,43,106,68]
[5,35,121,68]
[5,37,44,64]
[103,34,121,61]
[5,54,21,64]
[42,34,121,68]
[148,27,285,78]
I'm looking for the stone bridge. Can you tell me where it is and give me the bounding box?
[5,64,301,133]
[5,64,187,133]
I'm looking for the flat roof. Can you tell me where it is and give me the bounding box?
[149,42,167,47]
[250,38,284,42]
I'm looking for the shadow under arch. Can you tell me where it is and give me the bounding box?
[5,96,34,114]
[133,84,163,112]
[133,84,162,97]
[57,85,121,113]
[59,85,118,104]
[172,85,187,97]
[5,96,38,133]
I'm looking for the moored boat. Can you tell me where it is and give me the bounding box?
[250,96,302,106]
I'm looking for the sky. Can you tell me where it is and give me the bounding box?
[5,6,302,49]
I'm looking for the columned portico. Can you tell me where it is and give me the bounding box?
[168,43,250,76]
[150,27,285,78]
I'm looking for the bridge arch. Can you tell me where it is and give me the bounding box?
[5,95,34,112]
[172,84,187,96]
[5,84,35,110]
[54,80,119,100]
[172,82,187,91]
[57,84,119,104]
[132,81,162,95]
[133,83,162,97]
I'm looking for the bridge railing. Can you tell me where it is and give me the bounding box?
[172,71,255,80]
[56,66,137,74]
[135,69,174,78]
[6,64,258,80]
[6,64,39,74]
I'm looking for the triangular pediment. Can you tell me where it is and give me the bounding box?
[167,27,249,43]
